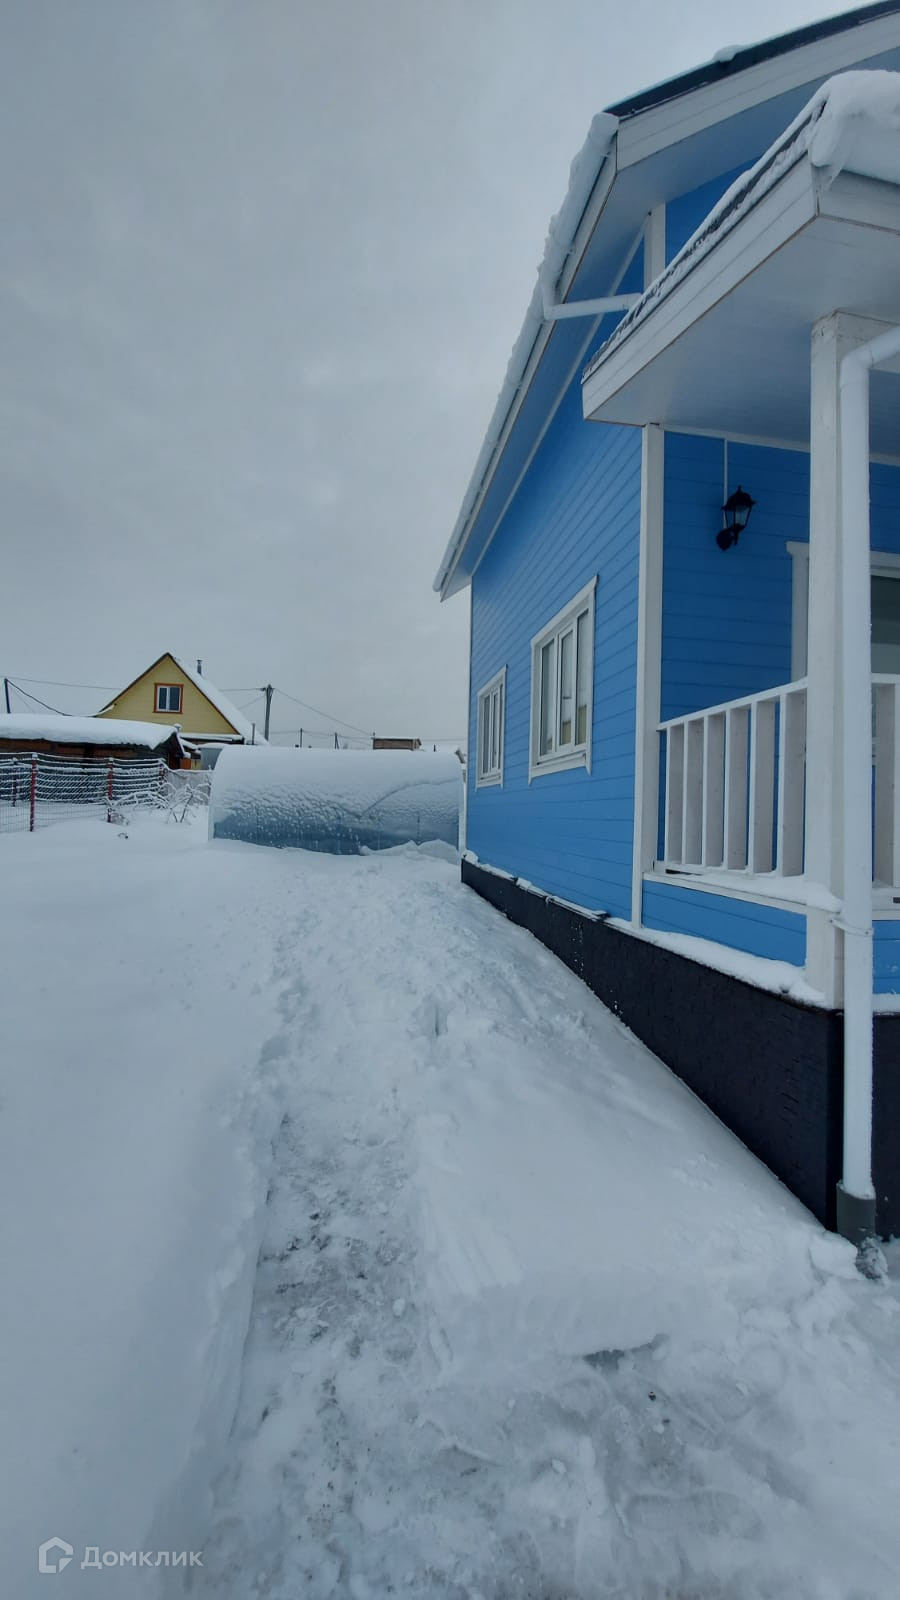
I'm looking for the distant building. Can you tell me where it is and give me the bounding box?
[0,713,185,767]
[373,736,421,751]
[97,653,265,750]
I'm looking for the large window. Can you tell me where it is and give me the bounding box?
[529,579,596,778]
[476,667,505,787]
[155,683,183,714]
[788,543,900,676]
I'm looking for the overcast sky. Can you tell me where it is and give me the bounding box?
[2,0,843,742]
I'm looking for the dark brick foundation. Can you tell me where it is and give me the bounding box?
[463,858,900,1236]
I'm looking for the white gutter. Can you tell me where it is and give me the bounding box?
[836,320,900,1247]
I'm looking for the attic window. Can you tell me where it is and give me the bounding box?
[529,578,596,779]
[155,683,183,714]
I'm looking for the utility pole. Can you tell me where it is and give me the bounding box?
[259,684,274,742]
[3,678,10,714]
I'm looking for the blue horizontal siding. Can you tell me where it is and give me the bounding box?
[467,346,642,917]
[643,881,807,966]
[661,436,809,721]
[875,921,900,995]
[662,438,900,724]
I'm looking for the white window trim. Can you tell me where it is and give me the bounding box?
[529,577,597,781]
[787,541,900,677]
[475,666,506,788]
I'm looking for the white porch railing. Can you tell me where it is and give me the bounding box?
[658,675,900,885]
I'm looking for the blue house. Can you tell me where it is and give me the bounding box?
[435,3,900,1242]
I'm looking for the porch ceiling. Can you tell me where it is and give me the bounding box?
[581,162,900,453]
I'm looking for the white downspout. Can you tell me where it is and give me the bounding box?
[837,322,900,1245]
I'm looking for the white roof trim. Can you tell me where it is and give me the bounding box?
[617,8,900,168]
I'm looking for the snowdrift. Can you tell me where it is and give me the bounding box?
[209,746,462,854]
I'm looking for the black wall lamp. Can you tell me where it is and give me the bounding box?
[717,485,756,551]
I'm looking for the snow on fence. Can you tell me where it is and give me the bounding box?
[209,746,462,854]
[0,753,208,834]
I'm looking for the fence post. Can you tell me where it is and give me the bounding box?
[29,756,37,833]
[107,757,115,823]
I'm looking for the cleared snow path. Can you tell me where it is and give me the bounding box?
[197,843,900,1600]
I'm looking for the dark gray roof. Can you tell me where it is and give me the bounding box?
[606,1,900,119]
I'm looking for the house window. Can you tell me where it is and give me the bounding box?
[872,575,900,673]
[476,667,506,786]
[155,683,183,714]
[787,543,900,676]
[529,578,596,778]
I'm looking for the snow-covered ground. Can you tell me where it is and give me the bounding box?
[3,815,900,1598]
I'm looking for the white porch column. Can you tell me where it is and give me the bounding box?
[805,313,893,1003]
[805,316,845,1001]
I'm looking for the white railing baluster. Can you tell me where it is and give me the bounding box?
[748,697,777,874]
[665,724,684,866]
[724,705,750,870]
[683,719,704,865]
[702,712,726,867]
[777,688,806,876]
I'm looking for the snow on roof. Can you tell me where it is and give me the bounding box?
[0,714,180,750]
[432,114,617,597]
[583,70,900,385]
[166,657,267,745]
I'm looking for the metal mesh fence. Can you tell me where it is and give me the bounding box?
[0,754,187,834]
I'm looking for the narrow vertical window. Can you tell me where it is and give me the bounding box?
[540,639,556,757]
[575,610,591,746]
[558,626,575,748]
[530,579,596,778]
[476,668,506,787]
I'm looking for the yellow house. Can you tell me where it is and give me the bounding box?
[97,654,264,753]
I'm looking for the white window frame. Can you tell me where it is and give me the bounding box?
[475,666,506,787]
[529,577,597,780]
[787,541,900,677]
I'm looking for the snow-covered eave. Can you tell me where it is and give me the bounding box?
[433,114,619,601]
[583,70,900,389]
[0,713,183,752]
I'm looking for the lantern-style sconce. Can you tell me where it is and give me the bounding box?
[716,485,756,550]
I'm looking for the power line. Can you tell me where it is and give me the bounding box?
[2,670,423,746]
[4,680,68,714]
[271,686,372,738]
[2,675,120,692]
